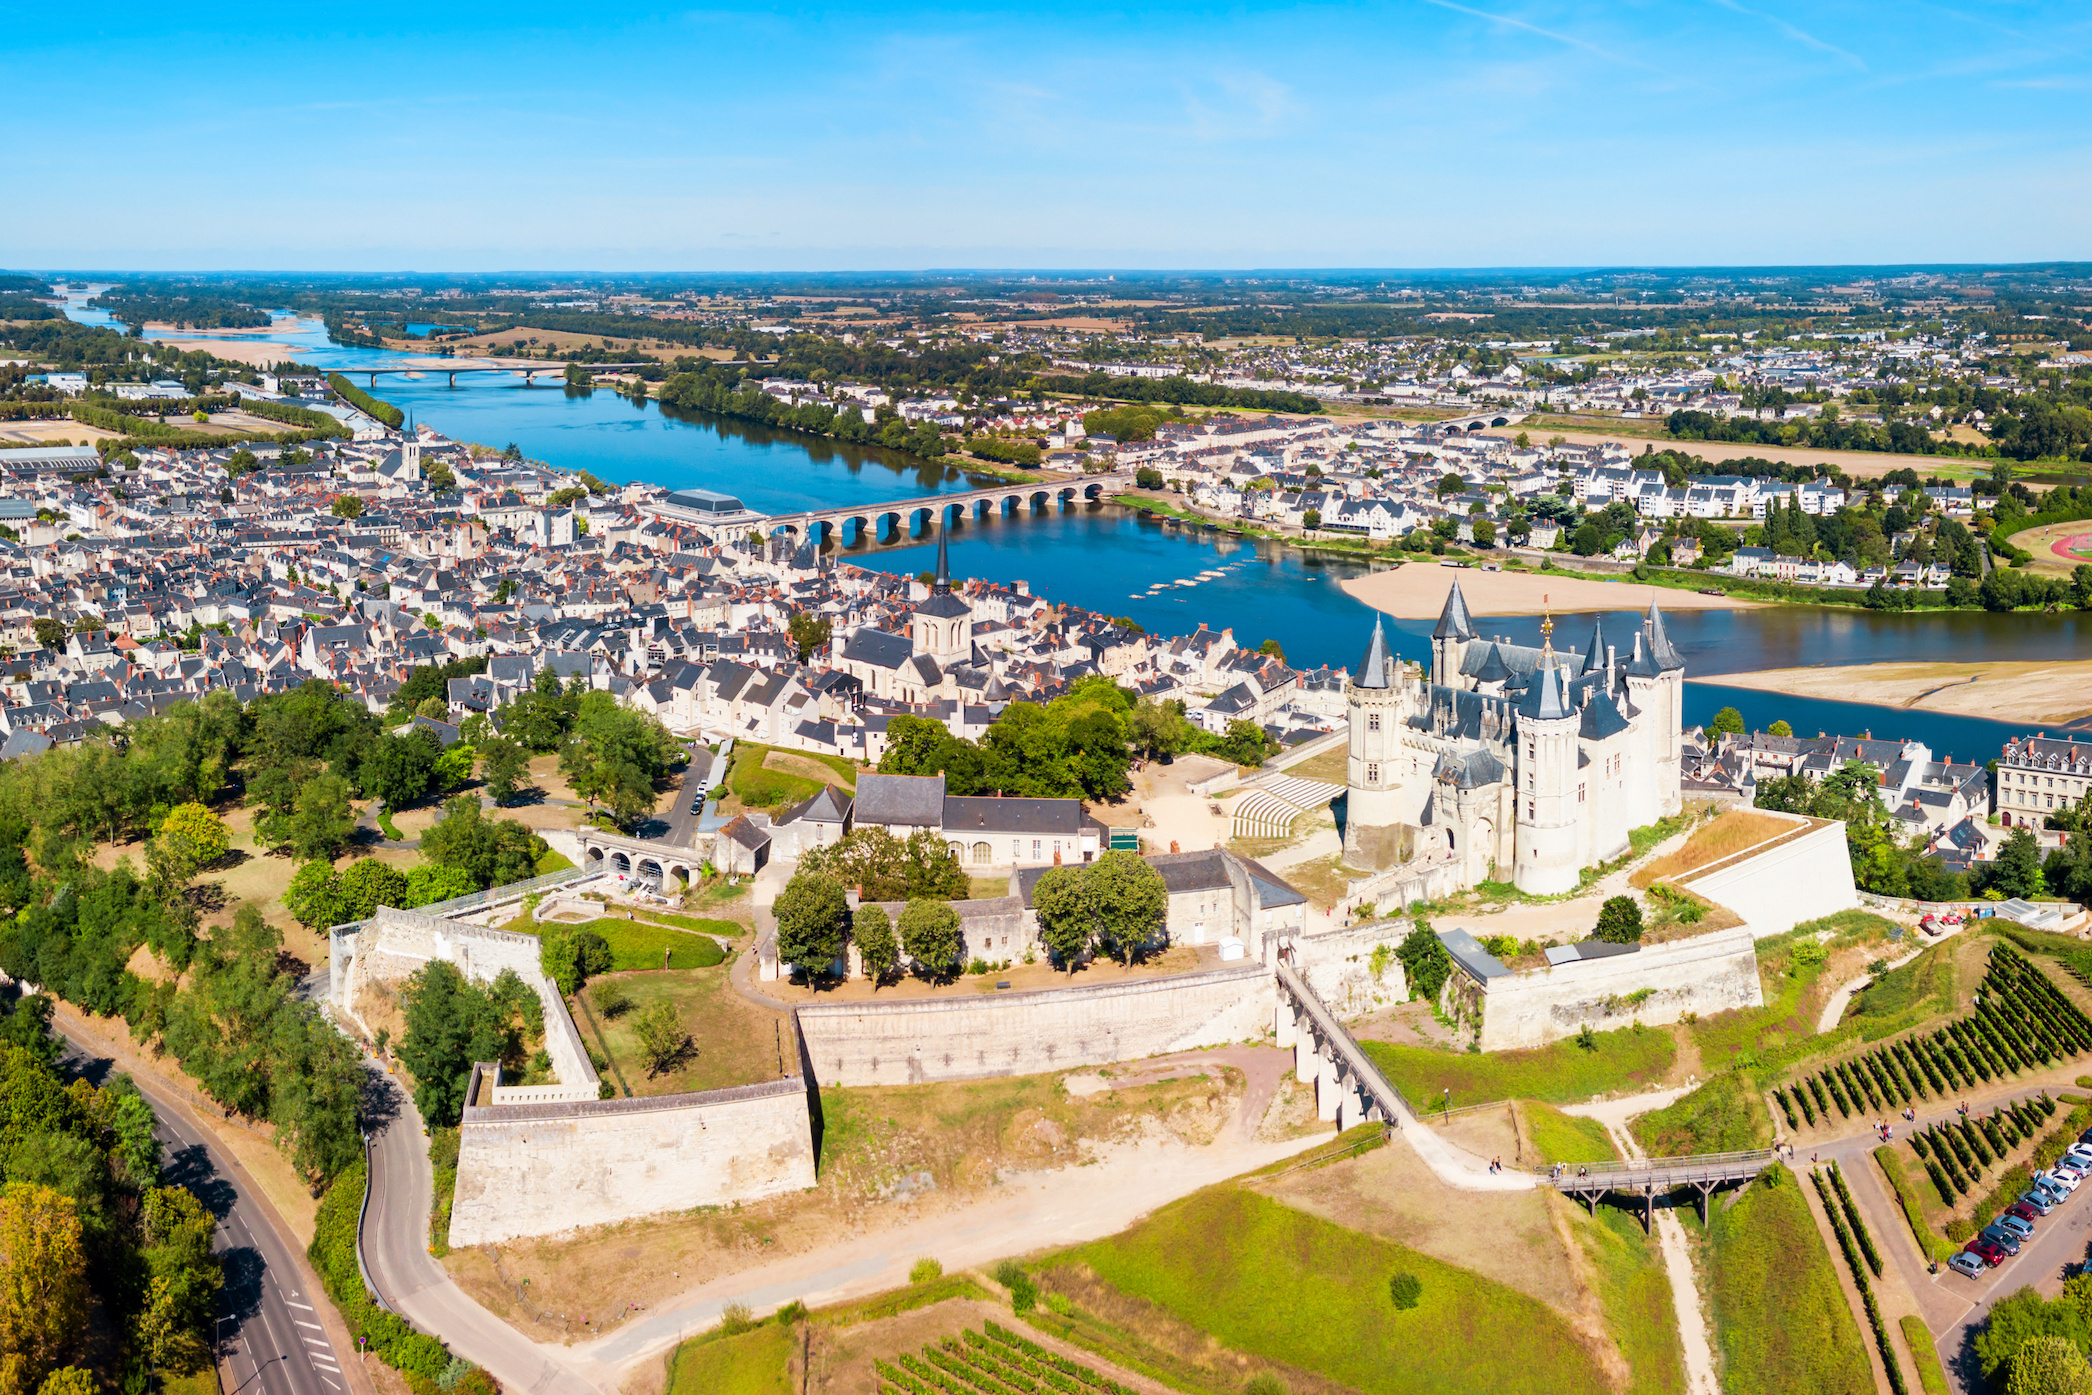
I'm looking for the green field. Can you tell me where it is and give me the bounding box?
[728,742,860,812]
[588,914,731,970]
[1577,1206,1688,1395]
[1703,1165,1871,1395]
[1363,1023,1675,1110]
[1630,1074,1771,1158]
[1686,913,1902,1075]
[1057,1188,1612,1395]
[580,966,787,1096]
[665,1321,794,1395]
[1520,1101,1620,1164]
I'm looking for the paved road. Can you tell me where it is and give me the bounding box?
[358,1066,603,1395]
[54,1034,361,1395]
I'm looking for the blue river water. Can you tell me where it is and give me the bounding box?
[69,297,2082,758]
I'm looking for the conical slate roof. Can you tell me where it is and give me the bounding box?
[1355,616,1394,689]
[1644,601,1684,671]
[1517,653,1573,721]
[1432,579,1476,640]
[932,521,953,593]
[1580,617,1607,675]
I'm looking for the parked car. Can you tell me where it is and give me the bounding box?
[1995,1213,2035,1241]
[2020,1190,2058,1215]
[2038,1169,2082,1195]
[1968,1237,2010,1267]
[1980,1224,2024,1256]
[2009,1200,2044,1226]
[2065,1145,2092,1171]
[1948,1249,1989,1279]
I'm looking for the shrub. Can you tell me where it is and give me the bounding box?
[992,1259,1036,1313]
[592,981,630,1018]
[1388,1272,1422,1310]
[909,1258,943,1284]
[1593,896,1643,945]
[718,1302,755,1335]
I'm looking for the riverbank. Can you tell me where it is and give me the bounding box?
[1340,564,1764,621]
[1704,659,2092,727]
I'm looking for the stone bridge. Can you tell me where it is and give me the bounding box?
[763,478,1113,547]
[1273,960,1414,1131]
[574,827,708,890]
[348,362,653,389]
[1549,1149,1774,1229]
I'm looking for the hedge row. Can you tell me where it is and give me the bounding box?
[1909,1094,2057,1200]
[239,397,351,437]
[1781,948,2092,1129]
[1812,1168,1909,1395]
[328,372,407,429]
[1827,1162,1884,1278]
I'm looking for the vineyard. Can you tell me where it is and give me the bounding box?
[875,1322,1137,1395]
[1773,946,2092,1138]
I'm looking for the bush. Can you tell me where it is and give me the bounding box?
[992,1259,1036,1313]
[909,1257,943,1284]
[1388,1272,1422,1310]
[1593,896,1644,945]
[718,1302,755,1335]
[592,981,630,1018]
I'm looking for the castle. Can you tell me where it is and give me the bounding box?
[1344,580,1685,894]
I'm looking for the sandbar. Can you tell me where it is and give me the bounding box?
[1708,660,2092,728]
[1340,565,1761,620]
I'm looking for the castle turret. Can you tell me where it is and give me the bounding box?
[1431,579,1475,688]
[1512,637,1580,896]
[1641,601,1685,815]
[1345,617,1413,870]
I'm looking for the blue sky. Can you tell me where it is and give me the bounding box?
[5,2,2090,269]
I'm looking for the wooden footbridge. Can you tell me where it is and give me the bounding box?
[1547,1149,1776,1229]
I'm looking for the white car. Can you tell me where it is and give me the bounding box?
[2065,1146,2092,1171]
[2038,1168,2082,1195]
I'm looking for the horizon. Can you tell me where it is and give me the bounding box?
[6,2,2090,269]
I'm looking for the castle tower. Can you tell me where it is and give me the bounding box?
[1344,617,1411,870]
[1512,634,1581,896]
[911,522,973,664]
[1642,601,1686,815]
[1431,579,1475,688]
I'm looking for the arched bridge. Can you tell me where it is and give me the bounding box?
[575,828,706,891]
[1549,1149,1775,1229]
[346,362,654,389]
[1274,960,1413,1130]
[764,479,1112,547]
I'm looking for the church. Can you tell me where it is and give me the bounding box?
[1343,580,1685,894]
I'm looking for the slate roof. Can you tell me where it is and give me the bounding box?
[854,771,947,825]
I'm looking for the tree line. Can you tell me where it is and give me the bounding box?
[326,373,406,429]
[655,367,950,461]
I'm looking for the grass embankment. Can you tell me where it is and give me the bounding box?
[1519,1101,1619,1164]
[1629,810,1800,890]
[580,966,788,1097]
[1630,1074,1770,1158]
[726,742,862,814]
[587,913,732,970]
[1362,1022,1674,1111]
[1054,1188,1613,1395]
[1703,1165,1872,1395]
[1579,1206,1690,1395]
[1899,1315,1950,1395]
[666,1320,796,1395]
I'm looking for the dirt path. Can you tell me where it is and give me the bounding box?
[1818,943,1930,1035]
[1586,1106,1721,1395]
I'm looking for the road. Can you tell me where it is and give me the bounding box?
[54,1033,364,1395]
[357,1066,602,1395]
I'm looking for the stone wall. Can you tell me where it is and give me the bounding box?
[796,965,1274,1087]
[1288,921,1410,1018]
[447,1069,816,1246]
[1459,925,1764,1051]
[1679,815,1859,939]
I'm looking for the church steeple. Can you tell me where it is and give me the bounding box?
[932,520,952,594]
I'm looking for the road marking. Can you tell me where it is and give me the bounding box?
[285,1300,314,1310]
[295,1320,324,1331]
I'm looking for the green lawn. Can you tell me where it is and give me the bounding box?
[1687,913,1902,1075]
[580,967,787,1097]
[1520,1101,1619,1164]
[1704,1165,1871,1395]
[1362,1023,1675,1111]
[1629,1074,1771,1158]
[665,1321,794,1395]
[588,914,731,970]
[728,742,861,812]
[1056,1188,1612,1395]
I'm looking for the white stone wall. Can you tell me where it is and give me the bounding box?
[1680,816,1859,939]
[1467,925,1764,1051]
[797,965,1274,1087]
[448,1075,815,1246]
[1289,921,1410,1019]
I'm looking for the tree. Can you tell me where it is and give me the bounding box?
[330,493,363,519]
[419,798,549,888]
[787,610,833,663]
[152,803,228,873]
[2008,1337,2092,1395]
[1258,638,1287,660]
[1768,719,1794,738]
[774,873,848,976]
[1397,923,1452,1002]
[1127,698,1196,760]
[632,1002,689,1076]
[38,1368,94,1395]
[1436,472,1465,498]
[29,621,61,652]
[403,862,477,908]
[397,961,511,1125]
[1992,827,2047,900]
[540,929,610,996]
[283,860,345,930]
[335,858,410,920]
[1084,851,1167,964]
[137,1186,220,1374]
[1032,866,1093,969]
[854,905,899,986]
[478,736,529,804]
[1593,896,1644,944]
[1301,509,1321,532]
[0,1182,89,1395]
[1471,518,1496,548]
[899,899,963,977]
[362,730,439,810]
[433,742,476,792]
[1708,706,1746,738]
[285,773,354,862]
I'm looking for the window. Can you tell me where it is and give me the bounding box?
[1366,763,1379,783]
[1525,799,1535,820]
[1367,712,1380,732]
[1578,783,1587,803]
[1032,839,1041,858]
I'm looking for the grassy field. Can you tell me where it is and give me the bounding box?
[1362,1023,1675,1111]
[1629,1074,1770,1157]
[1055,1188,1612,1395]
[1686,912,1903,1075]
[580,967,789,1097]
[1577,1205,1689,1395]
[665,1320,795,1395]
[727,742,861,813]
[1520,1101,1620,1164]
[585,914,731,970]
[1703,1165,1872,1395]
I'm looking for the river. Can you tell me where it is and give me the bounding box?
[67,296,2085,760]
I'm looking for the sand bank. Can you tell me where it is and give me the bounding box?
[1709,660,2092,727]
[1340,565,1761,621]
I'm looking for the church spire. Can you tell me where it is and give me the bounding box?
[932,519,952,594]
[1432,578,1475,641]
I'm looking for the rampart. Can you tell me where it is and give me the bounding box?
[447,1067,816,1246]
[1451,925,1764,1052]
[1288,921,1410,1018]
[796,964,1274,1087]
[1676,815,1859,939]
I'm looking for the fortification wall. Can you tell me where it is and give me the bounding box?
[796,965,1274,1087]
[1289,921,1410,1019]
[1471,926,1764,1051]
[448,1071,815,1246]
[1682,817,1859,939]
